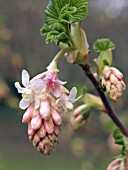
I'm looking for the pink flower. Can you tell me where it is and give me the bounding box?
[43,72,66,98]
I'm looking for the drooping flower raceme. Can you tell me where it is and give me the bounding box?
[101,66,126,102]
[15,69,79,155]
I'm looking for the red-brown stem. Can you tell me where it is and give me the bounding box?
[80,64,128,137]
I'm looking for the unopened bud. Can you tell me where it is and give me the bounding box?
[22,104,34,123]
[44,116,54,134]
[102,66,126,102]
[106,158,128,170]
[40,99,51,120]
[51,107,62,126]
[31,115,42,130]
[71,104,91,130]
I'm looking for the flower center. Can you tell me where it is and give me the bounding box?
[22,89,33,100]
[47,79,55,91]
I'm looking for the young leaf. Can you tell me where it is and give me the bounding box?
[40,24,52,35]
[93,38,115,52]
[46,31,66,44]
[45,0,88,25]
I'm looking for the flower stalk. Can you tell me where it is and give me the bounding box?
[53,47,73,63]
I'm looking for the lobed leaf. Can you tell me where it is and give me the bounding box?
[93,38,115,52]
[45,0,88,25]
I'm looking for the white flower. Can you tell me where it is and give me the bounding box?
[56,87,80,112]
[15,70,42,110]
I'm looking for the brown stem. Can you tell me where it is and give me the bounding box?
[80,64,128,137]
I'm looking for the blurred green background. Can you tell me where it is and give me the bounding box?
[0,0,128,169]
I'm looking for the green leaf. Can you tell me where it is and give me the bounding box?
[81,104,91,120]
[46,31,66,43]
[93,38,115,52]
[113,129,125,146]
[44,23,67,43]
[40,24,52,35]
[45,0,88,25]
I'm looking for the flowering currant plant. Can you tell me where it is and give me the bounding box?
[15,0,128,169]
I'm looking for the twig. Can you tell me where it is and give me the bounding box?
[80,64,128,137]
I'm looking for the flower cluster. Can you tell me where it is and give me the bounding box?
[107,158,128,170]
[101,66,126,102]
[15,69,78,155]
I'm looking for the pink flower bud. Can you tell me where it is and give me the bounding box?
[22,104,34,123]
[102,66,126,102]
[31,115,42,130]
[33,134,40,146]
[44,116,54,134]
[37,141,44,152]
[71,104,90,130]
[111,68,123,80]
[29,135,33,141]
[42,137,54,155]
[48,133,57,142]
[51,107,62,126]
[37,125,46,138]
[31,109,39,118]
[40,99,51,120]
[104,70,111,79]
[28,124,35,136]
[54,125,61,136]
[106,158,124,170]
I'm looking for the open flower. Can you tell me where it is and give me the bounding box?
[43,71,66,98]
[15,70,44,110]
[56,87,80,112]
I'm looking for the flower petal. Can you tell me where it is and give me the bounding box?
[53,86,61,98]
[19,98,30,110]
[69,87,77,102]
[57,80,67,85]
[30,79,45,93]
[56,98,65,106]
[14,82,26,93]
[34,96,40,109]
[66,101,73,110]
[31,71,47,81]
[22,70,30,87]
